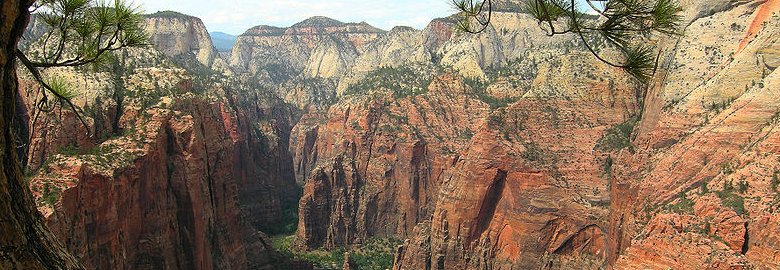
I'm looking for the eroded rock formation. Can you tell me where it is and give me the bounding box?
[394,0,780,269]
[16,1,780,269]
[292,74,491,249]
[609,0,780,268]
[20,14,303,270]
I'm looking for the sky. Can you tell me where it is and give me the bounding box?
[133,0,456,35]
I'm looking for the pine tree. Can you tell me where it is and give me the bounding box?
[451,0,683,82]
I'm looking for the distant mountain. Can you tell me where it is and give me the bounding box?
[291,16,344,28]
[210,31,238,52]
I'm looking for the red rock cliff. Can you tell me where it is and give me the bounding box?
[609,0,780,268]
[20,40,303,270]
[292,74,489,249]
[394,57,638,269]
[393,1,780,269]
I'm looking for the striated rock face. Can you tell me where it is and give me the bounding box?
[20,15,303,269]
[145,11,218,67]
[393,1,780,269]
[228,16,385,110]
[394,57,638,269]
[335,26,430,95]
[228,12,575,111]
[292,74,491,249]
[230,16,383,79]
[609,0,780,268]
[293,8,634,264]
[288,1,780,269]
[34,101,280,270]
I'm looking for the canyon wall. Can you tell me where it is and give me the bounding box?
[393,0,780,269]
[610,0,780,268]
[229,16,385,109]
[292,74,491,249]
[285,11,638,265]
[225,1,780,269]
[17,0,780,269]
[395,61,638,269]
[19,14,305,269]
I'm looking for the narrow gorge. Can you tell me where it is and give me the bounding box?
[12,0,780,269]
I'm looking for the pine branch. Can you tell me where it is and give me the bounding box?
[17,49,92,137]
[451,0,683,83]
[17,0,149,139]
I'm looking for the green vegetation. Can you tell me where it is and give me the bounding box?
[664,191,694,214]
[46,141,138,175]
[488,113,504,127]
[712,234,728,246]
[720,162,735,175]
[521,141,542,161]
[345,66,432,98]
[272,236,401,270]
[387,112,409,124]
[771,194,780,214]
[737,178,749,193]
[48,76,80,102]
[170,54,220,94]
[772,171,779,193]
[51,135,139,171]
[716,180,746,215]
[132,85,166,112]
[88,144,136,170]
[458,128,475,140]
[378,124,403,135]
[346,61,530,111]
[19,0,148,136]
[706,97,737,114]
[23,168,35,182]
[57,143,81,156]
[594,116,639,152]
[772,111,780,125]
[276,207,300,236]
[486,109,529,141]
[272,236,344,269]
[41,183,62,207]
[700,181,709,195]
[261,63,297,84]
[351,238,401,270]
[147,10,193,19]
[603,156,614,178]
[350,121,362,131]
[463,77,518,109]
[251,123,271,152]
[265,190,301,236]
